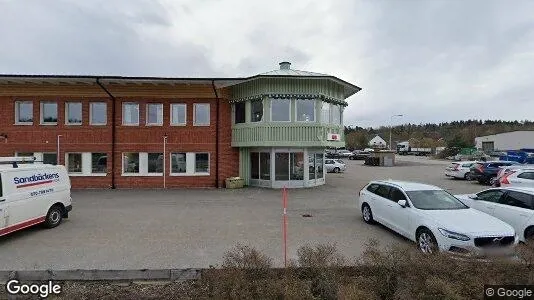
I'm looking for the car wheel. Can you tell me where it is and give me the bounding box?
[44,205,63,229]
[489,177,497,186]
[333,167,340,173]
[464,173,471,180]
[362,204,374,224]
[417,229,438,254]
[525,227,534,244]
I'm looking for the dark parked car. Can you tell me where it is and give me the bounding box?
[348,150,371,160]
[469,161,519,185]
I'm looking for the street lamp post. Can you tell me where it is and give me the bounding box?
[389,114,403,150]
[57,135,62,164]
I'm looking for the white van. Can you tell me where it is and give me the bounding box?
[0,157,72,236]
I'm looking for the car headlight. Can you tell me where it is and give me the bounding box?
[438,228,471,241]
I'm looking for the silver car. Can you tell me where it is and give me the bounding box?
[325,159,346,173]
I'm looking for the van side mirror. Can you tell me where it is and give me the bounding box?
[398,200,407,207]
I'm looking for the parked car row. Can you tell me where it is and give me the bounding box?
[445,160,534,189]
[358,179,534,257]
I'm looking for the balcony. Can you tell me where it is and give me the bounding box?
[232,123,344,147]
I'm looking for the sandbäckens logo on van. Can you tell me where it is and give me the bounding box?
[13,173,60,188]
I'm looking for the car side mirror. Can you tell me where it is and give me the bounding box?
[398,200,407,207]
[468,194,478,200]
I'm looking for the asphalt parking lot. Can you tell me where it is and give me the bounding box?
[0,156,487,270]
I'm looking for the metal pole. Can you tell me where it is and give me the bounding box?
[163,136,167,189]
[57,135,62,164]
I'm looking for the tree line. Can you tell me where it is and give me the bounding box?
[344,119,534,150]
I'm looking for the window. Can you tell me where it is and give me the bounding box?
[275,153,290,180]
[331,104,341,125]
[366,184,379,193]
[43,153,57,165]
[0,174,2,197]
[500,191,533,210]
[90,102,107,125]
[123,153,140,173]
[195,153,209,173]
[40,102,58,124]
[234,102,245,124]
[66,102,82,125]
[146,104,163,125]
[290,152,304,180]
[309,154,316,180]
[389,188,407,202]
[194,103,210,126]
[260,153,270,180]
[251,100,263,122]
[91,153,107,173]
[122,103,139,125]
[518,172,534,180]
[374,185,391,198]
[251,152,259,179]
[171,153,187,173]
[67,153,82,173]
[171,104,187,125]
[296,100,315,122]
[15,101,33,124]
[321,102,330,124]
[148,153,163,173]
[476,190,505,203]
[271,99,290,121]
[315,153,324,179]
[406,190,468,210]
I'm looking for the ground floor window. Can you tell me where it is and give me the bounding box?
[290,152,304,180]
[65,152,108,176]
[148,153,163,174]
[15,152,56,165]
[316,153,324,179]
[250,152,271,180]
[91,153,107,173]
[309,153,316,180]
[169,152,210,176]
[275,153,290,181]
[123,153,140,174]
[67,153,83,173]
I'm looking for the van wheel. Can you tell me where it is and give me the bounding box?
[44,205,63,228]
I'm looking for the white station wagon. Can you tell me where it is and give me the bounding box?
[358,180,517,256]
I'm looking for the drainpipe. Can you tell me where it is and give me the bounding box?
[212,80,220,188]
[96,78,116,189]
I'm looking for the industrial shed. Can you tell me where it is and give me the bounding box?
[475,131,534,152]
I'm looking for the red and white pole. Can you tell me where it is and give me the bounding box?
[282,186,288,268]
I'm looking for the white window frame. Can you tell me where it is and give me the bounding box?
[146,103,163,126]
[193,103,210,126]
[121,152,164,176]
[122,102,139,126]
[170,152,210,176]
[90,102,107,125]
[40,101,58,125]
[65,102,83,125]
[295,99,316,122]
[15,101,33,125]
[270,98,291,122]
[321,101,331,124]
[250,99,264,122]
[170,103,187,126]
[146,152,164,175]
[65,152,107,176]
[331,104,342,125]
[91,152,108,174]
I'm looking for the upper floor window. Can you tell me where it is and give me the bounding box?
[321,102,330,124]
[171,103,187,125]
[90,102,107,125]
[194,103,210,126]
[234,102,245,124]
[40,101,58,125]
[146,103,163,126]
[122,102,139,125]
[251,100,263,122]
[271,99,290,122]
[331,104,342,125]
[15,101,33,124]
[66,102,82,125]
[296,99,315,122]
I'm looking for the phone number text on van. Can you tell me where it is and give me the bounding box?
[30,188,54,197]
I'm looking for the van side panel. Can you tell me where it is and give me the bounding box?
[1,165,70,234]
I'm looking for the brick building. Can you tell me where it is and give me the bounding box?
[0,62,361,189]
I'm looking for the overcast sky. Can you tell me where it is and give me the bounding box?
[1,0,533,127]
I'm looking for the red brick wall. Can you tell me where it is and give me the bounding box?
[0,84,239,189]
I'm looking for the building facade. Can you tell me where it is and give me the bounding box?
[475,131,534,152]
[0,62,361,189]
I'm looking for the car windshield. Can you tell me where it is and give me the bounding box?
[406,190,469,210]
[336,159,345,164]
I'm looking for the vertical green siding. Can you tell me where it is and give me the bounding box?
[239,148,251,185]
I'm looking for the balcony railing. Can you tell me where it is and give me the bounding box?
[232,123,344,147]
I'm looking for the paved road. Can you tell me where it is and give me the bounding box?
[0,159,485,270]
